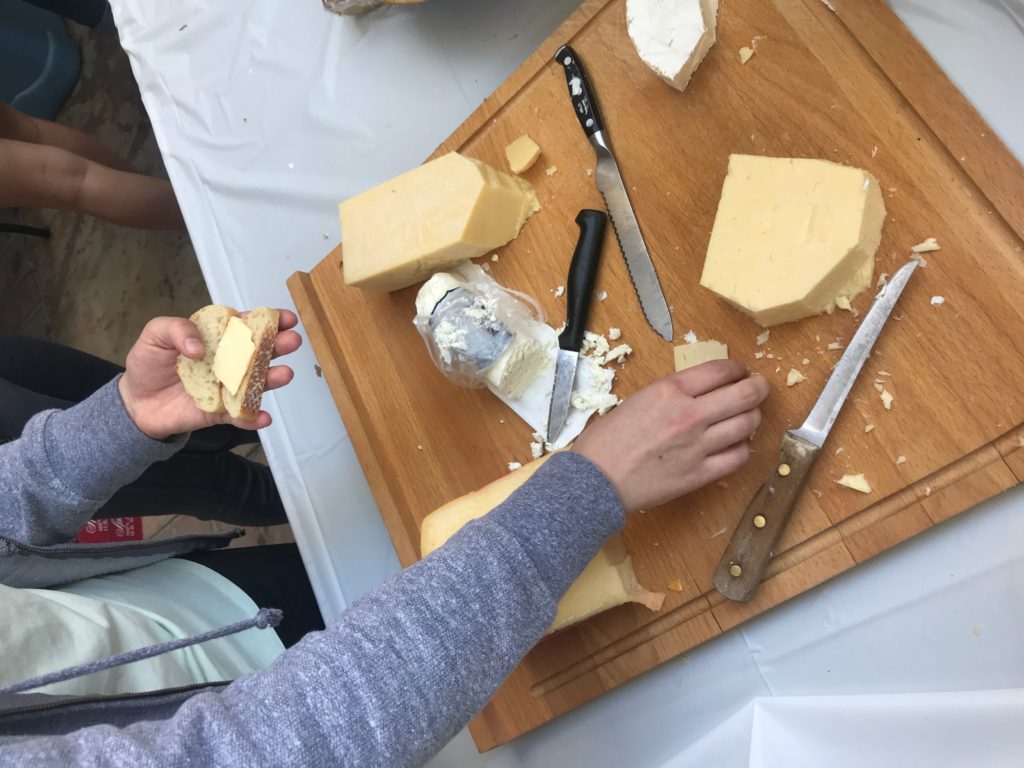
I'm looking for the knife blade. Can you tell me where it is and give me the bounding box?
[546,209,608,444]
[555,44,674,342]
[714,260,919,602]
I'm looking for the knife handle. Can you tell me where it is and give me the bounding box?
[555,44,606,139]
[713,433,822,602]
[559,209,607,351]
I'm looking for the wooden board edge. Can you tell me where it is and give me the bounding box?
[287,266,420,565]
[429,0,609,160]
[836,0,1024,238]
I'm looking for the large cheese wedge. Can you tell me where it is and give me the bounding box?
[700,155,886,327]
[626,0,719,92]
[420,456,664,634]
[340,152,539,292]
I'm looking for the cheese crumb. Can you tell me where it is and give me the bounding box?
[865,424,875,433]
[754,351,765,360]
[581,331,611,361]
[756,330,770,346]
[896,455,907,465]
[835,296,853,312]
[835,447,844,455]
[871,145,878,158]
[880,389,894,410]
[683,330,698,344]
[554,285,565,297]
[596,290,608,301]
[416,444,424,451]
[827,342,843,351]
[738,46,755,64]
[786,368,807,387]
[913,254,929,268]
[911,237,940,253]
[545,165,558,177]
[930,295,945,306]
[604,344,633,365]
[608,327,622,341]
[585,169,593,177]
[530,442,544,460]
[811,488,823,498]
[924,485,932,496]
[837,473,872,493]
[876,272,889,290]
[490,253,499,262]
[667,579,684,593]
[801,357,810,366]
[507,462,523,472]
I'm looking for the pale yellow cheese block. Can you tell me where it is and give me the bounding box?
[700,155,885,327]
[340,152,540,292]
[420,455,664,633]
[674,339,728,371]
[505,135,542,174]
[213,316,256,397]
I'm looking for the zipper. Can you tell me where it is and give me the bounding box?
[0,681,231,718]
[0,529,243,556]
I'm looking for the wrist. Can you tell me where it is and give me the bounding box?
[118,374,166,441]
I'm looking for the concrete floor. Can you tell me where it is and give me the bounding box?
[0,14,293,549]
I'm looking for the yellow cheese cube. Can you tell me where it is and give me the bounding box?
[700,155,885,327]
[420,456,664,633]
[340,152,539,292]
[674,339,728,371]
[505,135,542,174]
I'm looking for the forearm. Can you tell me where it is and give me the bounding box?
[3,454,623,767]
[0,377,184,546]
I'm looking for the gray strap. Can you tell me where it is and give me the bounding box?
[0,608,283,696]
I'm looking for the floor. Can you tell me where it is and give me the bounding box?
[0,14,293,549]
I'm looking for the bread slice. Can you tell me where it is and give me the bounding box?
[176,305,237,413]
[222,307,280,420]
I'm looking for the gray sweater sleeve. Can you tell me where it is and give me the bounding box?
[0,376,184,548]
[4,452,625,767]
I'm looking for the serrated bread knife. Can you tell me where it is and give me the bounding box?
[555,44,674,342]
[714,260,919,602]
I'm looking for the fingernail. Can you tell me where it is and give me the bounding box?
[185,339,203,356]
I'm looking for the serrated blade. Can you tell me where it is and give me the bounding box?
[790,260,919,449]
[595,151,673,341]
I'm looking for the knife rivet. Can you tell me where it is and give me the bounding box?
[753,515,767,528]
[778,463,792,477]
[729,564,743,577]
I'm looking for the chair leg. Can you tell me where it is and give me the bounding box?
[0,223,51,239]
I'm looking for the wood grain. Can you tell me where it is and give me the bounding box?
[288,0,1024,749]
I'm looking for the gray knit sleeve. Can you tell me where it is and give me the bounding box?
[0,376,185,548]
[2,452,624,767]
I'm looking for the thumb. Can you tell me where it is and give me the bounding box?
[143,316,205,359]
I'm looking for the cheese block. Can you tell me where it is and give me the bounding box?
[340,152,539,292]
[213,316,256,397]
[505,135,542,174]
[700,155,885,327]
[626,0,719,92]
[420,456,665,633]
[674,339,728,371]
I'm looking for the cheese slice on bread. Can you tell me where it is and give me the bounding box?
[176,305,279,420]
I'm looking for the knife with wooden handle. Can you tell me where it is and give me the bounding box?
[714,260,919,602]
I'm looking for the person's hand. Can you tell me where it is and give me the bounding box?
[573,360,770,512]
[118,310,302,440]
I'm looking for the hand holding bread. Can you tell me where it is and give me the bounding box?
[119,307,301,440]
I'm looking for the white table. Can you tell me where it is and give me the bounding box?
[110,1,1024,764]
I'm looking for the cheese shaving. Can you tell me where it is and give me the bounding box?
[911,237,940,253]
[880,389,894,410]
[786,368,807,387]
[837,473,872,493]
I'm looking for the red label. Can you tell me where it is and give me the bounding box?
[74,517,144,543]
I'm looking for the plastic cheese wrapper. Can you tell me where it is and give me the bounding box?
[413,263,615,449]
[420,455,665,633]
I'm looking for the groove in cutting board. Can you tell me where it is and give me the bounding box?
[290,0,1024,750]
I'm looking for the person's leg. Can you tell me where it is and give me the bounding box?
[0,334,258,451]
[92,449,287,527]
[180,544,325,648]
[0,101,131,171]
[0,137,185,230]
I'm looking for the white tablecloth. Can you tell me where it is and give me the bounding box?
[109,0,1024,764]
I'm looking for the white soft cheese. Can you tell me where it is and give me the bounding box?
[484,334,550,400]
[626,0,719,92]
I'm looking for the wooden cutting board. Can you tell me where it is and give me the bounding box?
[289,0,1024,750]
